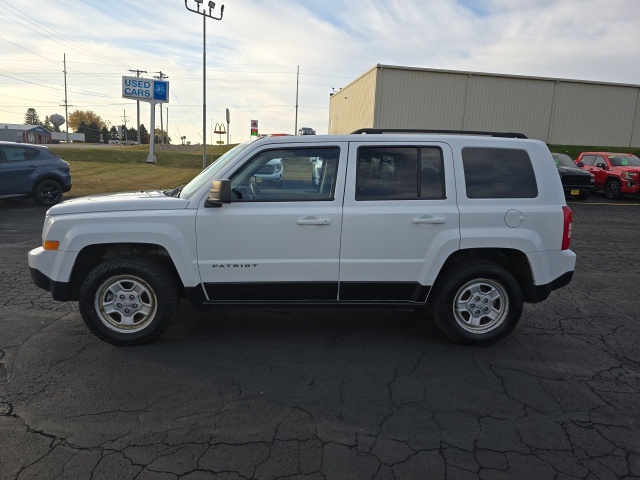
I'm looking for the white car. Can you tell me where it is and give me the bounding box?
[310,157,323,186]
[29,129,575,346]
[253,157,283,184]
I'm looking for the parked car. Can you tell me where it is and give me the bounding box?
[253,157,283,186]
[551,153,593,200]
[310,157,323,186]
[298,127,316,135]
[29,130,575,346]
[0,141,71,206]
[576,152,640,199]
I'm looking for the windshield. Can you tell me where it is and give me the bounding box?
[608,155,640,167]
[179,143,250,199]
[552,153,578,168]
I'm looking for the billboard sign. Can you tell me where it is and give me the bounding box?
[122,76,169,103]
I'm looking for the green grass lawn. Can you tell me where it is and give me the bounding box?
[50,145,234,197]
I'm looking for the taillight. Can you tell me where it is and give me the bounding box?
[562,206,572,250]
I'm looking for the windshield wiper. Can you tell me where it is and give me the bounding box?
[164,184,185,198]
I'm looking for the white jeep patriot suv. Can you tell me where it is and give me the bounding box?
[29,129,575,346]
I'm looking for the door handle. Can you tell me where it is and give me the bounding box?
[297,217,330,225]
[412,217,445,224]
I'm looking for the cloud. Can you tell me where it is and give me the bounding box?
[1,0,639,141]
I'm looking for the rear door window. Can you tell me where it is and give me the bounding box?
[0,147,39,163]
[355,146,445,200]
[462,147,537,199]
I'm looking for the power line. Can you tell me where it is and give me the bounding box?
[0,1,132,71]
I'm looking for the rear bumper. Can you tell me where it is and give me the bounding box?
[529,270,573,303]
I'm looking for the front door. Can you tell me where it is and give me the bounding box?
[195,143,347,302]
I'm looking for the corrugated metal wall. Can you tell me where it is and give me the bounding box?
[550,82,640,146]
[329,65,640,147]
[328,67,377,134]
[374,67,468,130]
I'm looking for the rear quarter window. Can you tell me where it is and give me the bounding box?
[462,147,538,199]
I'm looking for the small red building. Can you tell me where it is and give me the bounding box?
[0,123,52,144]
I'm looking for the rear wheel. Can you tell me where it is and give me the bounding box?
[33,179,62,206]
[605,179,621,200]
[79,257,179,345]
[430,261,523,345]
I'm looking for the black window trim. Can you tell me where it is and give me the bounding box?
[229,145,341,203]
[354,145,447,201]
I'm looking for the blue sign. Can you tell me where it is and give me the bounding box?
[153,81,168,101]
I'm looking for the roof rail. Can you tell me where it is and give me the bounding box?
[350,128,528,139]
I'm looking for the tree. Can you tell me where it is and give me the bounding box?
[42,116,54,132]
[85,121,101,143]
[139,124,149,144]
[154,128,171,144]
[24,108,41,125]
[69,110,106,132]
[109,126,119,140]
[76,121,88,137]
[126,127,137,142]
[100,126,110,143]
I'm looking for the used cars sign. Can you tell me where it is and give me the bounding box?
[122,76,169,103]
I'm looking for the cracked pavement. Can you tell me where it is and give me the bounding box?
[1,197,639,479]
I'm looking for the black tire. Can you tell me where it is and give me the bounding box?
[605,179,621,200]
[33,179,62,206]
[78,257,179,345]
[429,261,523,346]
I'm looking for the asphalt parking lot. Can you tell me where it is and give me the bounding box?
[1,194,639,480]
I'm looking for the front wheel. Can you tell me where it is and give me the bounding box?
[78,257,179,345]
[430,261,523,345]
[605,179,621,200]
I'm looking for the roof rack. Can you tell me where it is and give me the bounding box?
[350,128,528,139]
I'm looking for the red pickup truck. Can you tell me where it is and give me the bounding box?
[577,152,640,199]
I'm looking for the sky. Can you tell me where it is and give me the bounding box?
[1,0,640,144]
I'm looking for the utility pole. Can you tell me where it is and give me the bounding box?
[129,68,147,144]
[60,54,73,143]
[295,65,299,135]
[154,71,169,144]
[122,110,129,142]
[184,0,225,169]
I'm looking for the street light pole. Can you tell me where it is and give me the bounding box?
[184,0,225,170]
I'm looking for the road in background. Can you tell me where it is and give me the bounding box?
[1,194,639,479]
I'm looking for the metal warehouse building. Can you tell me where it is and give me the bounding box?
[328,64,640,147]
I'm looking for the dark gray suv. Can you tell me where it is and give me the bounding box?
[0,142,72,206]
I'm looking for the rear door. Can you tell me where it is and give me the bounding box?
[339,141,460,303]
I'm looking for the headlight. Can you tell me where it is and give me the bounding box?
[621,171,638,180]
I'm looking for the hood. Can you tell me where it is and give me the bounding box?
[557,166,590,175]
[611,165,640,172]
[48,190,189,215]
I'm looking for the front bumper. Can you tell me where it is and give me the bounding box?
[28,246,74,301]
[30,266,71,301]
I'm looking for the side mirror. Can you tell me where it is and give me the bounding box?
[577,161,584,167]
[205,179,231,208]
[596,163,607,170]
